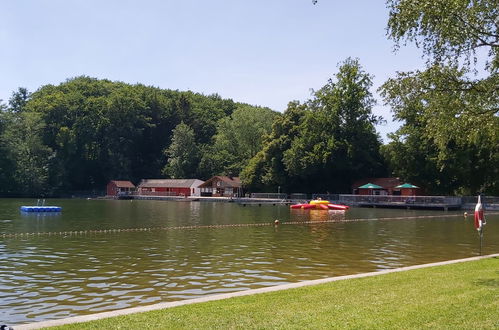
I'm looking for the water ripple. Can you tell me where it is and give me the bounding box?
[0,202,497,325]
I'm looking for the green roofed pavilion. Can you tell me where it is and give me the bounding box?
[395,183,419,189]
[358,183,383,189]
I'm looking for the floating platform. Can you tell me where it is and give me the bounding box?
[20,206,62,212]
[291,200,349,211]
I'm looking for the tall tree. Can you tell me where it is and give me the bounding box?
[162,122,199,179]
[0,100,16,194]
[199,105,278,177]
[23,76,239,191]
[381,65,498,194]
[241,101,307,192]
[283,58,384,192]
[8,87,31,113]
[382,0,499,194]
[387,0,498,69]
[0,111,52,195]
[242,58,385,193]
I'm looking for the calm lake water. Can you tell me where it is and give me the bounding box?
[0,198,498,325]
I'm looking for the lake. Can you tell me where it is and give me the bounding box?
[0,198,497,325]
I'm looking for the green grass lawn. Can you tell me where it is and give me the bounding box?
[50,257,498,329]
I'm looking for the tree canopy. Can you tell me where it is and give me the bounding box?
[0,77,267,195]
[2,0,497,196]
[387,0,498,70]
[199,105,278,177]
[382,0,499,194]
[163,122,199,179]
[242,58,385,193]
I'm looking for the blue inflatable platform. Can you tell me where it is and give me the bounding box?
[20,206,62,212]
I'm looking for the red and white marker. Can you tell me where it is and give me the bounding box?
[474,195,485,231]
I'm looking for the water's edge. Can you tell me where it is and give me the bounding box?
[16,253,499,330]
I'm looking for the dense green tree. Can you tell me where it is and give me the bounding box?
[387,0,498,69]
[242,58,385,193]
[2,93,52,196]
[0,78,248,194]
[0,111,52,195]
[283,58,385,192]
[380,109,464,195]
[241,101,307,192]
[27,77,117,190]
[199,105,278,177]
[385,0,498,146]
[8,87,31,113]
[172,92,237,146]
[382,0,498,194]
[20,76,239,192]
[0,100,7,130]
[162,122,199,179]
[380,66,498,194]
[0,101,15,195]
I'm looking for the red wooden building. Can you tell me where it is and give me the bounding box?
[356,183,385,195]
[198,176,242,197]
[395,183,420,196]
[352,178,422,196]
[137,179,204,197]
[352,178,401,195]
[107,180,136,196]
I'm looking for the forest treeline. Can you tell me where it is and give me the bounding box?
[0,0,497,196]
[0,58,389,196]
[0,78,278,196]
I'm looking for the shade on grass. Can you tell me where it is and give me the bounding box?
[50,257,498,329]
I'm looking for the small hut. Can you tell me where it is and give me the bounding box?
[107,180,135,197]
[137,179,204,197]
[357,183,384,195]
[352,177,401,195]
[198,176,242,197]
[395,183,420,196]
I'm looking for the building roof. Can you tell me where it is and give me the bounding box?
[109,180,135,188]
[358,183,384,189]
[395,183,419,189]
[138,179,204,188]
[352,177,402,190]
[198,176,241,188]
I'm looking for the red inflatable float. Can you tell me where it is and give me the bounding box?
[290,200,349,211]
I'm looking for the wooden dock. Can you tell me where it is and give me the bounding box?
[111,193,499,211]
[339,195,462,211]
[356,201,461,211]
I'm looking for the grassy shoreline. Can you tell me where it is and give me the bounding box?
[44,257,499,329]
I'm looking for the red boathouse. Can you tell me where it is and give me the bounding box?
[137,179,204,197]
[107,180,136,197]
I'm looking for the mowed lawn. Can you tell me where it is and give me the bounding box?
[50,257,498,329]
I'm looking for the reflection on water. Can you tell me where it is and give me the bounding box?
[0,199,498,324]
[293,209,347,222]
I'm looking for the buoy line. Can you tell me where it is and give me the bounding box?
[1,212,497,239]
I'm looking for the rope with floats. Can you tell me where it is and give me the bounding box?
[2,213,497,239]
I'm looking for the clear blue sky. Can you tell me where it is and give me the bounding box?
[0,0,425,140]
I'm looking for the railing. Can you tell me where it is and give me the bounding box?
[64,190,106,198]
[338,194,461,205]
[116,191,499,208]
[312,194,340,202]
[119,191,182,197]
[289,193,308,200]
[461,196,499,205]
[249,193,310,201]
[250,193,288,199]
